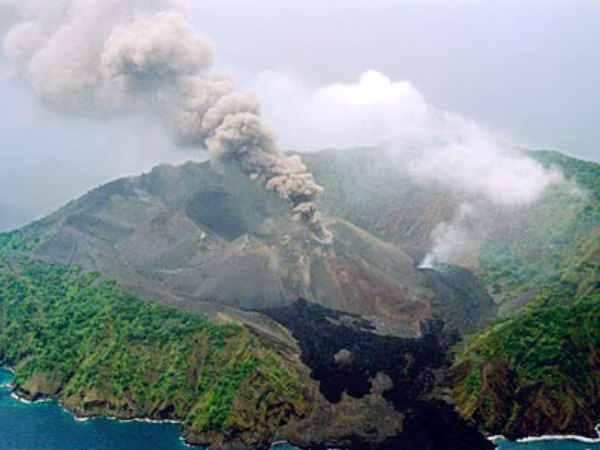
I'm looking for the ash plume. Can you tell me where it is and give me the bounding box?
[0,0,329,239]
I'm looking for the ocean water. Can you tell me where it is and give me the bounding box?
[0,369,189,450]
[1,369,599,450]
[494,438,600,450]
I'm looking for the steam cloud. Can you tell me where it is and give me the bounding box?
[0,0,328,238]
[419,203,488,269]
[248,70,565,264]
[248,70,561,204]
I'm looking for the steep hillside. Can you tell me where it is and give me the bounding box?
[452,293,600,439]
[0,241,493,449]
[450,152,600,439]
[3,144,597,444]
[0,249,315,448]
[303,145,600,439]
[13,160,492,338]
[477,150,600,309]
[303,146,600,311]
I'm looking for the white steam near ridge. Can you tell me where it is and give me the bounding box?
[249,70,564,264]
[419,203,481,269]
[249,69,562,207]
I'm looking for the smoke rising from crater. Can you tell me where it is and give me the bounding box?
[0,0,326,235]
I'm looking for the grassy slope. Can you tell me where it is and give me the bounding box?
[0,232,313,447]
[452,293,600,438]
[452,151,600,437]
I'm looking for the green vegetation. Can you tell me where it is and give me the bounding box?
[453,292,600,436]
[0,235,311,444]
[0,230,40,257]
[457,294,600,392]
[1,147,599,442]
[305,148,600,311]
[535,150,600,200]
[451,151,600,436]
[477,150,600,308]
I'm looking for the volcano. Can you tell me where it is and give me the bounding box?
[2,158,500,449]
[24,160,490,337]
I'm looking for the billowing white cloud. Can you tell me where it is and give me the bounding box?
[248,69,430,151]
[249,69,566,265]
[248,69,563,207]
[403,124,563,206]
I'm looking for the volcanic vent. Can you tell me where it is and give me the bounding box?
[26,160,443,337]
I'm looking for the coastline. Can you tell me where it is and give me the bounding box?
[65,402,182,427]
[103,415,180,425]
[71,413,180,426]
[516,429,600,444]
[8,388,177,423]
[0,368,187,434]
[488,424,600,445]
[1,368,180,423]
[3,368,600,448]
[10,391,52,404]
[0,368,250,449]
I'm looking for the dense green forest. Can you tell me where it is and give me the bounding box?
[453,292,600,437]
[0,235,311,445]
[452,151,600,437]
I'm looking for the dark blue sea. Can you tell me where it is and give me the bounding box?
[1,369,599,450]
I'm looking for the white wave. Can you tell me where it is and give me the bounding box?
[10,392,53,404]
[517,433,600,444]
[488,425,600,444]
[73,415,90,422]
[487,435,507,442]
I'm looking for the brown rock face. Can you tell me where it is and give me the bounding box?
[287,393,406,449]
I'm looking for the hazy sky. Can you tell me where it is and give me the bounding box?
[190,0,600,157]
[0,0,598,230]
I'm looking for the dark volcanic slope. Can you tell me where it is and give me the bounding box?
[23,160,458,337]
[421,264,496,336]
[264,300,494,450]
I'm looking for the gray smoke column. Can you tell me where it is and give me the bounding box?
[0,0,330,239]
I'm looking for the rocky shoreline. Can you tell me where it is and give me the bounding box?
[2,378,193,445]
[7,375,600,450]
[5,375,305,449]
[0,303,496,450]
